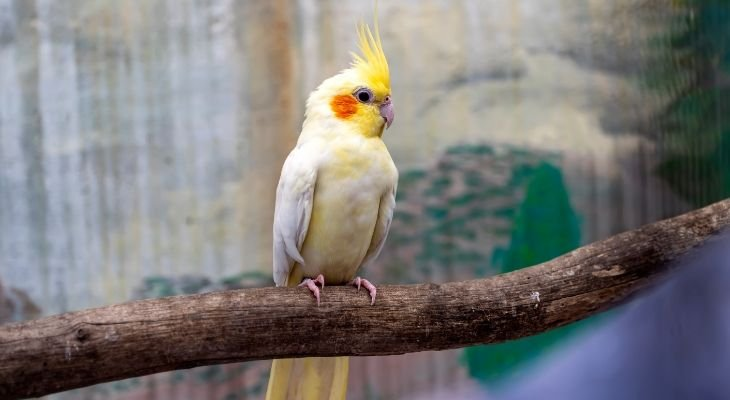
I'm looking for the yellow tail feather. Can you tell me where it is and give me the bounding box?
[266,357,349,400]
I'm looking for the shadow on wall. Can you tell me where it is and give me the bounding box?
[0,279,41,324]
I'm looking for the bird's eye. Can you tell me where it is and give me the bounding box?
[354,88,374,103]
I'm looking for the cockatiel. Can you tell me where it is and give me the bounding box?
[265,15,397,400]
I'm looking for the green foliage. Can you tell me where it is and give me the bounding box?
[219,271,272,288]
[501,163,581,273]
[382,144,568,292]
[136,276,179,298]
[134,271,271,300]
[446,144,496,156]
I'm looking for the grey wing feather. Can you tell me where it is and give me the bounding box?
[272,147,317,287]
[359,184,397,271]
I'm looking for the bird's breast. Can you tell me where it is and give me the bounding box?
[299,138,396,284]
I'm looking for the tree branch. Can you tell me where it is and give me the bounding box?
[1,199,729,399]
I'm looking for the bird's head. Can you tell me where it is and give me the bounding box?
[303,22,393,139]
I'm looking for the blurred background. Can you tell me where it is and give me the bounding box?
[1,0,729,399]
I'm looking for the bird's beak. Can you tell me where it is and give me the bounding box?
[380,97,394,129]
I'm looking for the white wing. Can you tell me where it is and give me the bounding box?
[272,145,318,287]
[359,184,397,271]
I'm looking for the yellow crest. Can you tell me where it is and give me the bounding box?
[350,12,390,91]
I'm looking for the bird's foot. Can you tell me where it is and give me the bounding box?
[298,274,325,306]
[349,277,377,305]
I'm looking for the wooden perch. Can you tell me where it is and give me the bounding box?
[1,199,729,399]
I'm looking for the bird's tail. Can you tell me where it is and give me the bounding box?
[265,356,349,400]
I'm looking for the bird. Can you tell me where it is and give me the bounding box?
[265,14,397,400]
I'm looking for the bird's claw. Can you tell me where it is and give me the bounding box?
[313,274,325,290]
[349,277,377,305]
[299,274,325,306]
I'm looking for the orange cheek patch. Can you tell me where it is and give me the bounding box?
[330,95,358,119]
